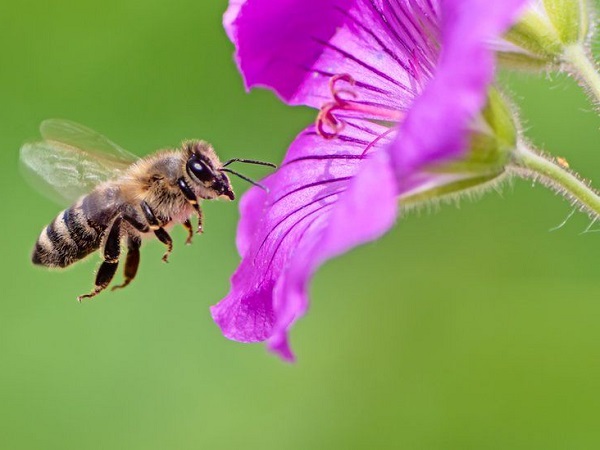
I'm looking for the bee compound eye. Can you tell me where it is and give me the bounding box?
[186,158,213,183]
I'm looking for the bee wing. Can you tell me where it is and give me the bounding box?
[40,119,139,164]
[20,119,139,206]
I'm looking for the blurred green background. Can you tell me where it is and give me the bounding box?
[2,1,600,449]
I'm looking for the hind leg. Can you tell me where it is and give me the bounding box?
[112,235,141,291]
[77,217,122,301]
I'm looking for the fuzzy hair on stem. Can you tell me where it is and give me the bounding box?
[509,143,600,222]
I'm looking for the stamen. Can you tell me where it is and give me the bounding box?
[316,74,404,139]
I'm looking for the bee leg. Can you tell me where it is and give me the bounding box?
[78,217,122,301]
[177,177,203,234]
[155,229,173,263]
[140,201,173,263]
[183,219,194,245]
[123,214,149,233]
[112,235,141,291]
[196,207,204,234]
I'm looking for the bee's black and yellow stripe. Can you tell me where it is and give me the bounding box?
[32,201,104,268]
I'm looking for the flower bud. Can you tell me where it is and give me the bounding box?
[543,0,588,45]
[499,0,590,71]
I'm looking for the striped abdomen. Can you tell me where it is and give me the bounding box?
[32,204,105,268]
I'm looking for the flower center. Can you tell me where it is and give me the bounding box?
[316,74,404,139]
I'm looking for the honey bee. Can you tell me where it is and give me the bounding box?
[21,119,274,301]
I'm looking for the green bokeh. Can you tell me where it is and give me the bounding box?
[2,2,600,449]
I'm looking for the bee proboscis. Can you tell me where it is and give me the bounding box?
[21,119,274,301]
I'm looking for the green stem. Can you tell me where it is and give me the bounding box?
[510,144,600,219]
[562,44,600,106]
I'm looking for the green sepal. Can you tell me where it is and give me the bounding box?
[504,10,562,61]
[400,173,502,206]
[543,0,588,45]
[496,50,554,72]
[400,89,517,206]
[501,1,589,71]
[431,88,516,175]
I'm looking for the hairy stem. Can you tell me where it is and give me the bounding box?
[510,144,600,220]
[562,44,600,106]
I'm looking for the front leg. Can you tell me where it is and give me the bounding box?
[178,177,204,234]
[140,201,173,263]
[182,219,194,245]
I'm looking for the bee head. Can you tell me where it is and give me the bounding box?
[183,141,235,200]
[183,141,277,199]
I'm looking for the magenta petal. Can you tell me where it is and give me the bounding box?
[390,0,526,178]
[211,120,397,359]
[218,0,528,360]
[223,0,243,42]
[225,0,439,110]
[225,0,354,105]
[235,185,267,258]
[266,149,398,360]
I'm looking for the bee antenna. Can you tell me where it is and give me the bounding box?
[220,168,270,193]
[222,158,277,168]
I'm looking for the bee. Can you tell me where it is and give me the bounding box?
[21,119,274,301]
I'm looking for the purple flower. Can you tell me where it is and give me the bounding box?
[213,0,526,360]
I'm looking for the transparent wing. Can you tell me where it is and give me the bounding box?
[20,119,139,205]
[40,119,138,164]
